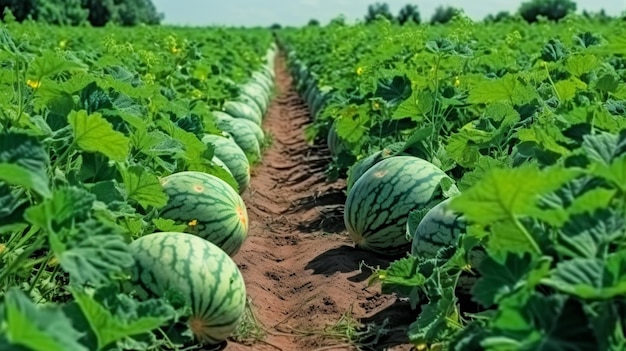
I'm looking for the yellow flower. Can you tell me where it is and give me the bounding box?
[188,219,198,227]
[356,66,364,76]
[372,101,380,111]
[59,39,67,49]
[454,76,461,87]
[171,46,180,54]
[48,255,59,267]
[26,79,41,89]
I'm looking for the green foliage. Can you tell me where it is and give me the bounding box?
[519,0,577,23]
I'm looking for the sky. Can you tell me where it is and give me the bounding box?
[151,0,626,27]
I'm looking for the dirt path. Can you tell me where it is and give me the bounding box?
[225,55,415,351]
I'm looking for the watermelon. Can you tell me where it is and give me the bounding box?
[410,198,486,291]
[202,133,250,194]
[127,232,246,345]
[344,156,458,257]
[327,119,347,156]
[223,101,262,126]
[239,83,268,114]
[159,171,248,256]
[212,111,261,161]
[347,149,396,191]
[213,111,264,145]
[212,155,232,176]
[235,94,263,119]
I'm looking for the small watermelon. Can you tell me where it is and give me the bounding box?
[212,111,261,162]
[127,232,246,345]
[344,156,458,257]
[223,101,262,126]
[202,134,250,194]
[159,171,248,256]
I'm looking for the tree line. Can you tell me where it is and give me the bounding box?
[360,0,615,25]
[0,0,162,26]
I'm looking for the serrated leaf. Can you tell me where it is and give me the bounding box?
[69,110,130,162]
[28,50,87,81]
[24,187,95,232]
[50,219,134,287]
[589,155,626,192]
[408,287,459,345]
[119,165,168,210]
[3,288,88,351]
[393,90,433,120]
[0,132,51,198]
[468,74,536,106]
[69,287,172,350]
[582,131,626,165]
[489,295,597,351]
[471,253,549,308]
[152,218,188,232]
[543,251,626,299]
[558,208,624,259]
[374,74,412,107]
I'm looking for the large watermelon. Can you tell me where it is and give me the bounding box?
[202,134,250,194]
[346,148,398,191]
[127,232,246,345]
[159,171,248,256]
[344,156,458,257]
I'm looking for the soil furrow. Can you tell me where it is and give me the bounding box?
[226,54,413,351]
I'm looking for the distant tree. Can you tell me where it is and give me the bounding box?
[0,0,162,26]
[269,23,282,30]
[364,2,394,23]
[484,10,512,23]
[518,0,576,22]
[397,4,420,25]
[307,18,320,26]
[329,15,346,26]
[430,5,459,24]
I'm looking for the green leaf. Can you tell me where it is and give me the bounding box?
[449,165,579,254]
[543,251,626,299]
[69,110,130,162]
[457,157,508,191]
[3,288,88,351]
[589,156,626,192]
[69,287,172,350]
[50,219,134,287]
[24,187,95,232]
[0,132,51,198]
[468,74,536,106]
[558,209,624,259]
[393,90,433,120]
[471,253,550,308]
[374,74,412,106]
[152,218,188,233]
[565,54,598,78]
[408,287,459,345]
[581,131,626,165]
[369,256,425,287]
[594,74,620,93]
[28,50,87,81]
[489,295,597,351]
[119,165,168,210]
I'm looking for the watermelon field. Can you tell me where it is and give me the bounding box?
[0,7,626,351]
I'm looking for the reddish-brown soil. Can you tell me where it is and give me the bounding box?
[224,55,416,351]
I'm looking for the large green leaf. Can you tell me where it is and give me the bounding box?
[0,132,51,198]
[69,110,130,162]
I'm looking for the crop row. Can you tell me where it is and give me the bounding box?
[0,23,276,350]
[277,15,626,350]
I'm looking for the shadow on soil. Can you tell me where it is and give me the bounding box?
[357,300,417,351]
[305,245,394,282]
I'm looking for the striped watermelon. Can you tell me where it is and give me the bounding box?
[212,111,261,162]
[212,155,232,177]
[239,83,268,115]
[235,94,263,119]
[223,101,262,126]
[159,171,248,256]
[202,134,250,194]
[347,148,396,191]
[213,111,264,145]
[327,119,347,156]
[410,197,486,291]
[344,156,458,257]
[127,232,246,345]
